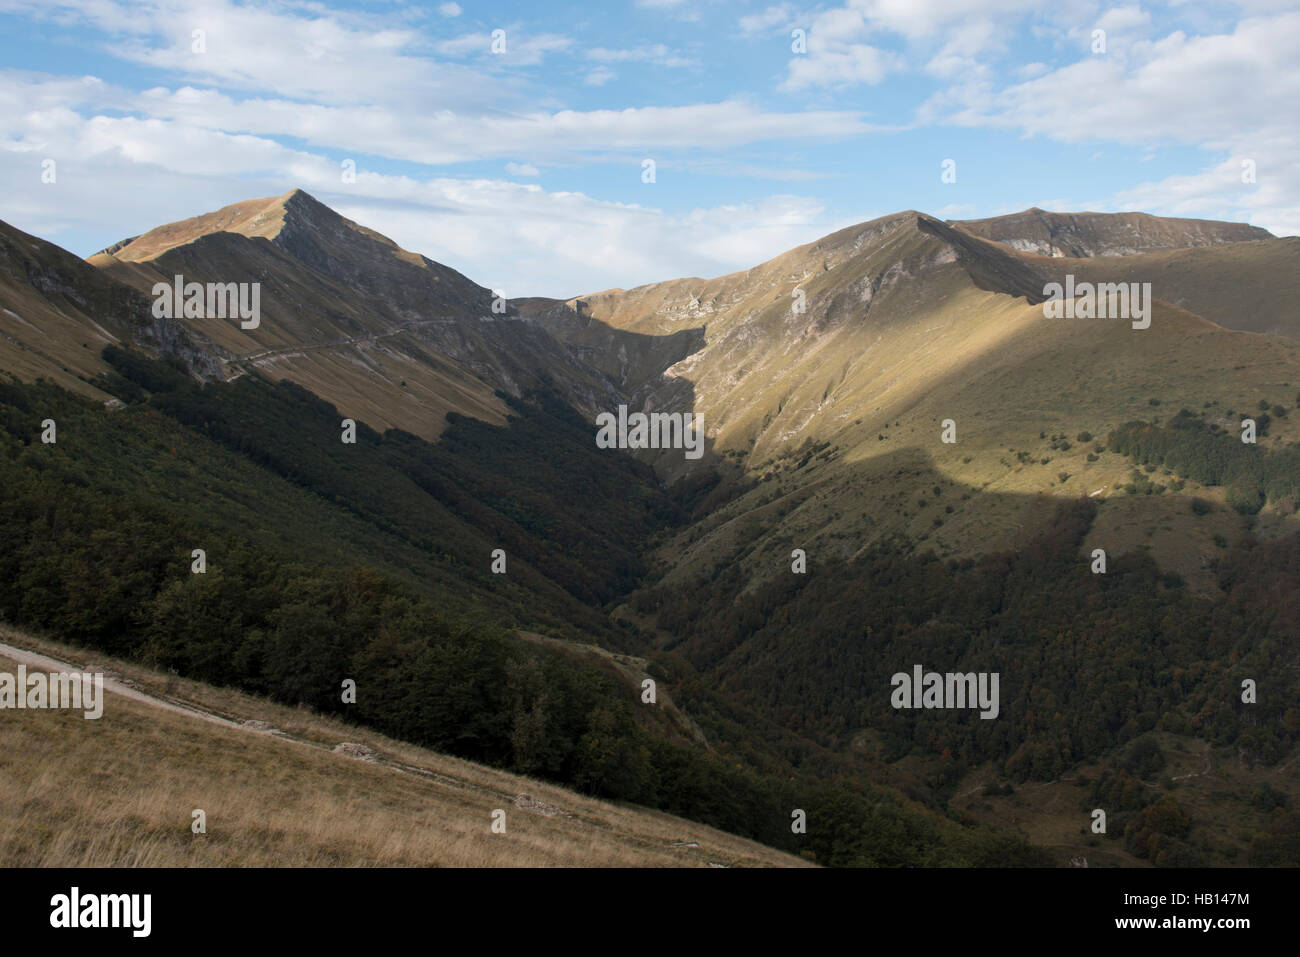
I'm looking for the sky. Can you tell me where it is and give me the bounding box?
[1,0,1297,298]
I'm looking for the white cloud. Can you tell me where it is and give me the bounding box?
[926,10,1300,238]
[436,30,573,66]
[0,76,856,297]
[438,2,462,16]
[848,0,1044,39]
[776,0,1060,90]
[124,84,874,164]
[0,0,507,110]
[777,4,900,90]
[0,2,871,169]
[6,0,1293,305]
[12,159,840,299]
[587,44,696,68]
[939,13,1300,148]
[1095,5,1152,37]
[434,33,490,57]
[739,4,800,35]
[1110,158,1300,239]
[782,43,900,90]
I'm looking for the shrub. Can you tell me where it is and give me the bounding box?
[1227,483,1265,515]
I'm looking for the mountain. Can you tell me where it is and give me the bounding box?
[88,189,620,439]
[1015,238,1300,339]
[529,207,1300,593]
[951,207,1274,258]
[7,191,1299,623]
[0,193,1296,868]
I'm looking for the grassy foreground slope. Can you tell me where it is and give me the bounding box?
[0,628,809,867]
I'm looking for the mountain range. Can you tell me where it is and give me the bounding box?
[2,190,1297,868]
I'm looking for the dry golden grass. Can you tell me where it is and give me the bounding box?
[647,284,1300,591]
[0,629,809,868]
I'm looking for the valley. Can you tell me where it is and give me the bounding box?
[1,192,1297,868]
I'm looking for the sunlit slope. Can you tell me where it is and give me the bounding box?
[651,295,1297,589]
[554,213,1300,588]
[1018,238,1300,339]
[94,229,513,436]
[541,213,1037,475]
[90,190,617,439]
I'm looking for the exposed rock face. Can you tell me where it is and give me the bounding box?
[332,742,379,761]
[0,217,221,399]
[512,793,566,817]
[530,209,1060,482]
[951,207,1273,258]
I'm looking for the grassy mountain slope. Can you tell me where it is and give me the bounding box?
[540,211,1300,591]
[88,190,618,440]
[0,218,216,402]
[1017,238,1300,339]
[0,630,807,867]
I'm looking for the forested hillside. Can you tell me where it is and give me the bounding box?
[0,355,1045,866]
[632,496,1300,866]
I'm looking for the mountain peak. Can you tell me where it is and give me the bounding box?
[93,187,337,263]
[276,187,333,219]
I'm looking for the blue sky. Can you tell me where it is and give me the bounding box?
[1,0,1296,297]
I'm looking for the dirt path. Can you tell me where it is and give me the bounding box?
[223,316,461,371]
[0,641,506,799]
[0,641,254,733]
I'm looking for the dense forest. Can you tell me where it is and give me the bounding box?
[640,501,1298,772]
[0,355,1046,866]
[1108,409,1300,514]
[634,494,1300,865]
